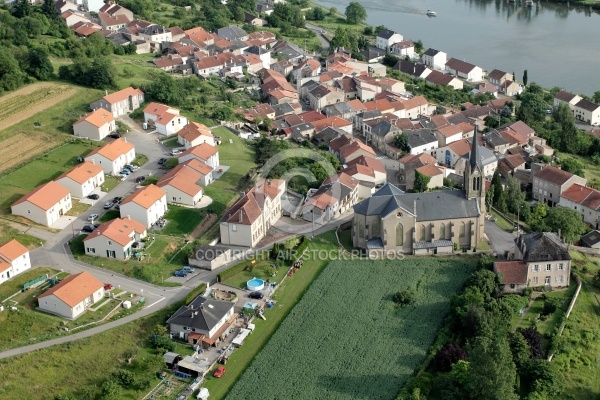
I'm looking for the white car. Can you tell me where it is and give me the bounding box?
[87,214,99,222]
[171,149,182,156]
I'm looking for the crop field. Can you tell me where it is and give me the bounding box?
[225,257,477,400]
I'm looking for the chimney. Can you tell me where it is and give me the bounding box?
[126,215,131,220]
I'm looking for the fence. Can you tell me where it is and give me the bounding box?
[23,274,49,290]
[547,274,583,362]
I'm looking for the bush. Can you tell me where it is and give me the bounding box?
[184,283,207,304]
[433,343,467,372]
[542,296,559,315]
[393,289,416,307]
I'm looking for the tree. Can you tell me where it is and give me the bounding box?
[542,207,587,244]
[517,327,545,359]
[12,0,31,18]
[99,379,121,400]
[559,157,585,177]
[433,343,467,372]
[466,335,519,400]
[413,170,430,193]
[87,57,117,89]
[516,91,547,124]
[392,288,415,307]
[344,2,367,24]
[329,7,337,15]
[307,7,325,20]
[382,54,400,68]
[593,90,600,104]
[505,176,526,215]
[143,74,183,106]
[523,70,528,86]
[414,39,424,53]
[26,47,54,81]
[465,269,499,299]
[394,133,410,154]
[42,0,56,18]
[0,49,28,92]
[363,26,373,35]
[116,370,135,388]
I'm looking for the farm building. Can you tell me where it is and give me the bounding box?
[0,239,31,285]
[37,271,105,319]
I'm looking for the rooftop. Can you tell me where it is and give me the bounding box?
[38,271,104,308]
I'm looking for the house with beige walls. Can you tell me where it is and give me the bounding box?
[83,217,147,259]
[38,271,105,319]
[119,184,168,228]
[11,181,72,227]
[72,108,116,141]
[56,161,105,198]
[84,138,135,175]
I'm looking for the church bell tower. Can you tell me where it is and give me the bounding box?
[464,126,485,211]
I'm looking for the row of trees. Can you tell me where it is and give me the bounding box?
[399,265,563,399]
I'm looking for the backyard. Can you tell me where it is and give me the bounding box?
[69,234,189,286]
[160,205,206,237]
[224,256,477,400]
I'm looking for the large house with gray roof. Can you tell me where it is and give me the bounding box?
[352,129,486,254]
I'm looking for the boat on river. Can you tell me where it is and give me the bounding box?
[426,10,437,16]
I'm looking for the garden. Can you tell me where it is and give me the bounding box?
[224,257,477,400]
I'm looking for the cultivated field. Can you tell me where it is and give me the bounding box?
[225,258,477,400]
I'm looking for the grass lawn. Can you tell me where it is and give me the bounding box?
[0,304,182,400]
[162,138,180,148]
[0,222,44,249]
[222,259,284,290]
[224,250,477,400]
[0,140,102,213]
[70,234,188,286]
[337,229,353,251]
[492,210,514,231]
[202,232,339,398]
[66,200,90,217]
[160,205,205,237]
[132,154,149,166]
[102,175,122,192]
[0,267,58,302]
[112,53,158,89]
[99,210,120,223]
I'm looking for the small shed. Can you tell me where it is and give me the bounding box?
[232,328,252,347]
[163,352,182,369]
[188,245,232,271]
[581,230,600,249]
[177,355,210,377]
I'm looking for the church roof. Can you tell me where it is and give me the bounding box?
[469,126,480,170]
[353,184,481,221]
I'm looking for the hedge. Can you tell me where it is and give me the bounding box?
[184,283,207,304]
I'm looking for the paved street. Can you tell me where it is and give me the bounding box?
[484,220,516,257]
[305,23,330,52]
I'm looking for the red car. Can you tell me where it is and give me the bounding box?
[213,366,226,378]
[103,283,113,291]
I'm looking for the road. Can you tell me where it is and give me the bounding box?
[305,23,331,52]
[484,220,516,257]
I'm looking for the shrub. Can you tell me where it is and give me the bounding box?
[184,283,207,304]
[433,343,467,372]
[542,296,559,315]
[393,289,416,307]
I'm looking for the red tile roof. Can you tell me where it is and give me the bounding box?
[39,271,104,308]
[346,155,385,174]
[85,138,134,161]
[84,217,146,247]
[560,184,600,210]
[0,239,29,262]
[12,181,70,211]
[534,166,577,186]
[179,143,218,161]
[121,184,166,209]
[102,87,144,105]
[75,109,114,128]
[494,261,528,285]
[57,162,103,185]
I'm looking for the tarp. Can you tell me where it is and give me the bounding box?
[232,328,252,347]
[197,388,210,400]
[243,302,258,310]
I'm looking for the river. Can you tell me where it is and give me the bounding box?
[315,0,600,95]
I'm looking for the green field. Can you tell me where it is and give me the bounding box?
[0,222,44,249]
[160,205,205,236]
[0,140,101,213]
[225,257,477,400]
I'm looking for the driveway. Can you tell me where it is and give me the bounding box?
[484,220,515,257]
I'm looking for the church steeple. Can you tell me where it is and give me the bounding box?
[464,126,484,201]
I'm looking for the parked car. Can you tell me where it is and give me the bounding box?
[182,266,195,273]
[158,158,167,165]
[113,196,123,203]
[103,283,113,291]
[213,366,226,378]
[124,164,139,171]
[248,291,264,299]
[93,223,101,228]
[135,176,146,183]
[87,194,100,200]
[114,204,120,210]
[103,202,114,209]
[119,169,130,175]
[174,270,188,277]
[171,149,182,156]
[87,214,99,222]
[81,225,94,233]
[109,132,121,139]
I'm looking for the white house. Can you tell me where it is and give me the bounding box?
[83,0,105,12]
[573,99,600,126]
[406,129,439,155]
[0,240,31,284]
[38,271,105,320]
[83,217,147,259]
[553,90,582,109]
[422,48,447,70]
[178,144,220,170]
[56,161,105,199]
[72,108,116,141]
[119,184,168,228]
[144,102,188,136]
[559,184,600,229]
[11,181,72,227]
[390,40,415,59]
[177,122,216,149]
[84,138,136,175]
[157,164,204,206]
[445,58,484,82]
[376,29,403,51]
[90,87,145,118]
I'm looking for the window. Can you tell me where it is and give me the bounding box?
[545,276,551,285]
[86,247,95,254]
[533,277,538,284]
[533,264,539,272]
[396,223,403,246]
[108,240,112,246]
[439,224,445,240]
[420,224,426,241]
[459,222,465,238]
[558,263,564,271]
[546,264,551,271]
[232,224,237,232]
[555,275,564,283]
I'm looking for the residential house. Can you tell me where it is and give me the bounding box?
[56,162,105,199]
[401,96,429,119]
[434,124,463,147]
[84,138,136,175]
[553,90,582,109]
[11,182,72,227]
[302,172,359,223]
[56,0,78,14]
[346,155,387,185]
[415,163,444,189]
[487,69,512,88]
[166,295,235,347]
[90,87,145,118]
[559,184,600,229]
[390,40,415,59]
[498,154,526,179]
[0,240,31,285]
[445,58,483,82]
[98,13,131,31]
[38,271,105,319]
[217,25,249,41]
[365,120,401,158]
[188,244,232,271]
[573,99,600,126]
[311,116,353,135]
[244,45,271,69]
[532,165,587,206]
[119,184,168,228]
[178,144,220,169]
[61,11,91,27]
[138,24,172,51]
[405,128,439,155]
[422,48,447,70]
[496,232,572,291]
[306,84,345,111]
[424,70,463,90]
[157,164,204,206]
[580,230,600,249]
[143,103,188,136]
[359,47,387,63]
[344,163,378,199]
[220,179,286,247]
[177,122,215,149]
[376,29,403,51]
[72,109,116,141]
[83,217,147,259]
[500,80,522,96]
[394,60,432,80]
[177,159,214,187]
[399,152,438,190]
[244,12,265,26]
[99,2,134,20]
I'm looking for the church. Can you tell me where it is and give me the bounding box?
[352,128,486,255]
